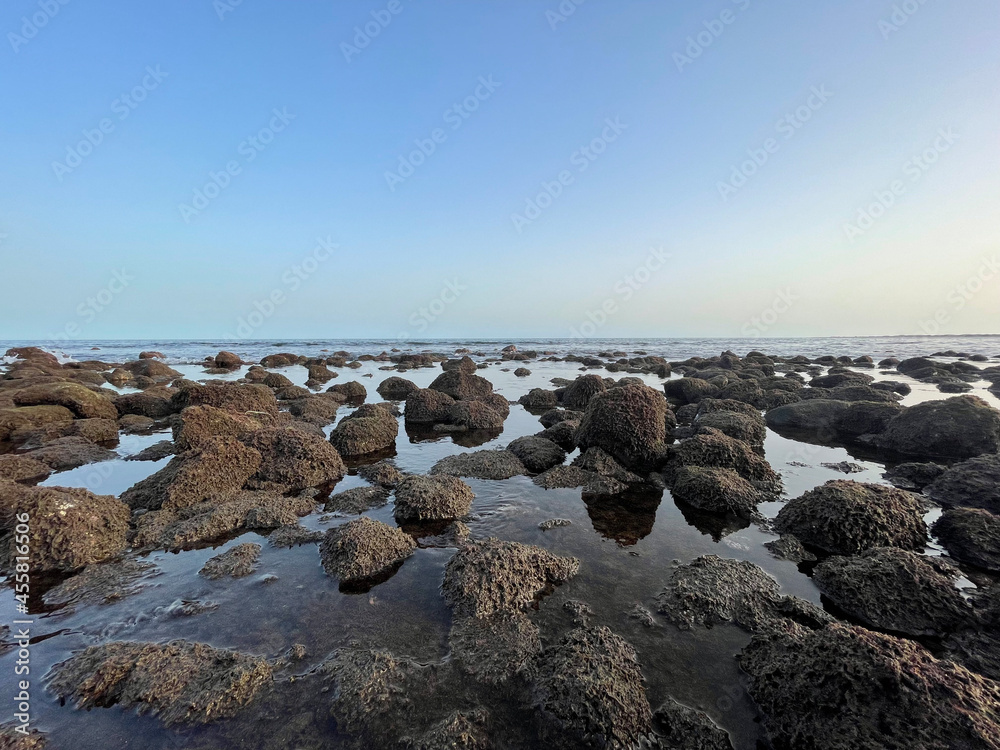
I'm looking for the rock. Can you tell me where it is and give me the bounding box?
[306,363,336,385]
[120,436,262,511]
[320,648,421,739]
[816,546,972,638]
[125,359,182,381]
[0,454,51,483]
[260,353,301,368]
[243,426,346,491]
[113,388,176,418]
[670,466,764,518]
[926,454,1000,514]
[267,524,324,548]
[656,556,831,635]
[199,542,261,579]
[653,698,733,750]
[262,372,294,389]
[48,640,272,726]
[531,626,652,750]
[24,436,117,471]
[376,376,419,400]
[774,480,926,556]
[430,449,526,480]
[0,405,74,441]
[810,371,873,388]
[11,416,118,448]
[884,461,946,491]
[404,388,456,424]
[507,435,567,473]
[533,465,627,495]
[576,384,669,472]
[43,559,156,608]
[514,368,531,377]
[561,374,607,409]
[441,356,478,373]
[766,398,901,442]
[450,613,541,684]
[13,382,117,420]
[428,370,494,400]
[443,538,579,617]
[877,395,1000,459]
[394,474,474,521]
[0,485,129,572]
[173,382,279,417]
[446,399,505,430]
[933,508,1000,572]
[764,534,816,563]
[538,420,579,452]
[739,623,1000,750]
[117,414,156,434]
[357,460,404,488]
[664,377,719,405]
[571,446,644,484]
[172,405,270,451]
[539,518,572,530]
[6,346,60,366]
[821,461,865,473]
[121,441,173,465]
[131,491,316,551]
[519,388,560,410]
[319,517,415,585]
[329,404,398,458]
[539,407,583,428]
[664,428,780,488]
[695,410,766,448]
[214,351,241,368]
[403,709,492,750]
[324,486,390,515]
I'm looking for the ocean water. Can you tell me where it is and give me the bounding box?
[4,334,1000,365]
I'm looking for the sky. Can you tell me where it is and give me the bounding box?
[1,0,998,342]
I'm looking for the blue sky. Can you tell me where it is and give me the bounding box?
[1,0,997,341]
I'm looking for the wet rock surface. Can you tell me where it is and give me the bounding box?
[319,516,416,586]
[926,453,1000,513]
[652,698,733,750]
[430,449,525,480]
[932,508,1000,572]
[394,474,475,521]
[199,543,262,579]
[740,623,1000,750]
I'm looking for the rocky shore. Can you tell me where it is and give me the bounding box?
[2,343,1000,749]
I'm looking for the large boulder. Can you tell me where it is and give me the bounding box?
[172,404,272,451]
[113,388,177,418]
[560,374,607,410]
[932,508,1000,572]
[319,516,415,585]
[670,466,764,519]
[443,538,578,618]
[813,547,972,637]
[13,382,117,420]
[171,383,278,416]
[120,436,262,511]
[428,370,494,400]
[48,640,272,726]
[404,388,456,424]
[695,409,766,448]
[926,454,1000,514]
[329,403,398,458]
[774,481,926,556]
[664,428,780,488]
[0,405,74,441]
[575,384,669,472]
[740,623,1000,750]
[243,426,346,490]
[531,626,652,750]
[376,376,419,400]
[0,484,129,572]
[393,474,474,522]
[877,395,1000,459]
[519,388,559,410]
[664,377,718,406]
[0,454,51,484]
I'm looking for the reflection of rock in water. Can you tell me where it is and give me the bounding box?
[404,424,502,449]
[671,496,751,542]
[584,488,663,545]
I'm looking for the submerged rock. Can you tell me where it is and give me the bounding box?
[884,461,945,491]
[402,709,492,750]
[357,460,404,488]
[199,542,261,579]
[267,524,324,548]
[394,474,474,522]
[532,465,627,495]
[430,450,525,480]
[443,538,579,618]
[932,508,1000,572]
[43,559,157,608]
[324,486,390,515]
[773,480,926,556]
[449,612,542,684]
[531,626,652,750]
[813,547,972,637]
[48,640,272,726]
[653,698,733,750]
[319,516,415,585]
[507,435,567,473]
[740,623,1000,750]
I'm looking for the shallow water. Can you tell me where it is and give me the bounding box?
[2,344,999,749]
